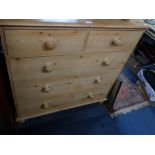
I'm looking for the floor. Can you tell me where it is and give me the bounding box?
[15,103,155,135]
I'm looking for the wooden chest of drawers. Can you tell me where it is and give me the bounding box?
[0,19,148,121]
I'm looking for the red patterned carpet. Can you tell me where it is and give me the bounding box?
[111,73,149,116]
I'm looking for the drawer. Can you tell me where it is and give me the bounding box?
[5,29,87,58]
[85,30,143,52]
[10,51,130,81]
[14,71,119,120]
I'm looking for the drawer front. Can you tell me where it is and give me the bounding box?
[10,51,130,81]
[5,29,87,58]
[85,30,143,52]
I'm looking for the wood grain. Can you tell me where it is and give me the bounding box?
[10,51,129,119]
[0,19,149,29]
[85,30,143,52]
[5,29,143,58]
[10,51,130,81]
[15,71,119,119]
[5,29,87,58]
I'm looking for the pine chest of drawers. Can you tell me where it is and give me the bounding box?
[0,19,147,121]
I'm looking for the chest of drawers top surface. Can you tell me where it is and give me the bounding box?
[0,19,148,29]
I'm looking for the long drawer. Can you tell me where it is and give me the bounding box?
[5,29,143,58]
[10,51,130,81]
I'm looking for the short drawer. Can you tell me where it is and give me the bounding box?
[5,29,87,58]
[85,30,143,52]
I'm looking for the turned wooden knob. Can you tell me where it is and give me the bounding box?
[111,37,121,46]
[42,84,51,93]
[95,76,102,83]
[41,102,49,109]
[43,62,52,72]
[45,38,56,50]
[102,58,111,66]
[87,92,94,99]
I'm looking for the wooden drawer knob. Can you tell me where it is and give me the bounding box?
[41,102,49,109]
[42,84,51,93]
[111,37,121,46]
[45,38,56,50]
[102,58,111,66]
[95,76,102,83]
[87,92,94,99]
[43,62,52,72]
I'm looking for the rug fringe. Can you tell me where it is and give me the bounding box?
[110,101,150,118]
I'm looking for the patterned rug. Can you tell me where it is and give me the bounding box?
[111,73,149,117]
